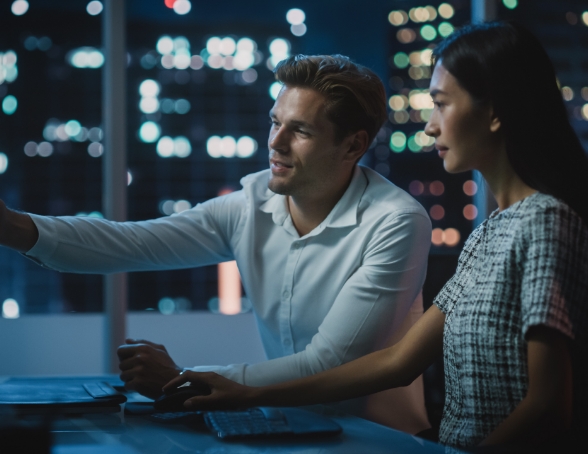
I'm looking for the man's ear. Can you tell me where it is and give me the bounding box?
[344,130,369,163]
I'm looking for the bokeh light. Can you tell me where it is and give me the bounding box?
[431,228,444,246]
[409,180,424,196]
[438,22,454,37]
[139,79,160,97]
[580,104,588,121]
[502,0,518,9]
[583,12,588,26]
[269,82,283,100]
[68,47,104,68]
[0,153,8,174]
[236,136,258,157]
[286,8,305,25]
[561,86,573,101]
[463,180,478,196]
[139,121,161,143]
[88,142,103,157]
[390,131,407,152]
[2,298,19,319]
[397,28,417,44]
[429,205,445,220]
[2,95,18,115]
[443,228,460,247]
[420,25,437,41]
[157,36,174,55]
[393,52,410,68]
[290,23,307,37]
[389,95,408,111]
[11,1,29,16]
[438,3,454,19]
[429,180,445,196]
[463,204,478,221]
[86,1,103,15]
[388,10,408,26]
[173,0,191,15]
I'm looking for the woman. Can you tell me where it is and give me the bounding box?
[165,22,588,450]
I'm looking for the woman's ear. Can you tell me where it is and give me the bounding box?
[489,108,501,133]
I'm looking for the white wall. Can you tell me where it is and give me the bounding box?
[0,312,266,376]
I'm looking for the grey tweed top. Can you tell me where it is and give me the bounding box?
[434,192,588,447]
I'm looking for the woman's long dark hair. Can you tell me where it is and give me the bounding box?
[432,21,588,224]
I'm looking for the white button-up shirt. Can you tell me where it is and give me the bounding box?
[26,165,432,432]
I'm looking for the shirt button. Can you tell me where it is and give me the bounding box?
[283,290,290,298]
[283,339,291,346]
[292,243,300,249]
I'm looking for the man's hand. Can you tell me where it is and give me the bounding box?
[117,338,182,399]
[0,199,39,252]
[163,371,256,411]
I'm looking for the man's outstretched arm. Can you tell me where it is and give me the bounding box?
[0,199,38,252]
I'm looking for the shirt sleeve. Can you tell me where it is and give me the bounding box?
[188,211,432,386]
[24,191,247,274]
[520,204,588,340]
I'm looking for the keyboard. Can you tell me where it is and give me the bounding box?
[203,407,342,440]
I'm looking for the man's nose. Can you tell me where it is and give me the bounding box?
[269,126,288,153]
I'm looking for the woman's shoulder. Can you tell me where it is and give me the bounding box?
[513,192,585,230]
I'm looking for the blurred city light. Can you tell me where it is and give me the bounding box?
[463,204,478,221]
[429,180,445,196]
[2,298,19,319]
[438,3,454,19]
[2,95,17,115]
[11,1,29,16]
[86,1,103,15]
[390,131,407,152]
[0,152,8,174]
[173,0,191,15]
[88,142,103,157]
[139,121,161,143]
[503,0,518,9]
[68,47,104,68]
[388,10,408,26]
[438,22,455,37]
[291,24,307,37]
[156,136,192,157]
[286,8,305,25]
[409,180,424,196]
[463,180,478,196]
[207,135,257,158]
[139,79,160,97]
[156,36,174,55]
[430,204,445,220]
[0,50,19,86]
[420,25,437,41]
[269,82,283,100]
[397,28,416,44]
[393,52,409,68]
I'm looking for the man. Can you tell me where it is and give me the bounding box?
[0,55,431,433]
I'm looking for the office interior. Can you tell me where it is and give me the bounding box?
[1,0,587,432]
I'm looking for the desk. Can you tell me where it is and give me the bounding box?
[51,412,448,454]
[3,376,450,453]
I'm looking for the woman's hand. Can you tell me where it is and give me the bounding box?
[163,371,258,411]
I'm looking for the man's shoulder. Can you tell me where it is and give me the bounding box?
[358,166,428,219]
[239,169,273,203]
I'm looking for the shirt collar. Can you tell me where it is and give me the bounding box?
[259,165,368,231]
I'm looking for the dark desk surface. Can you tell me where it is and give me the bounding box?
[3,376,450,453]
[51,411,449,454]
